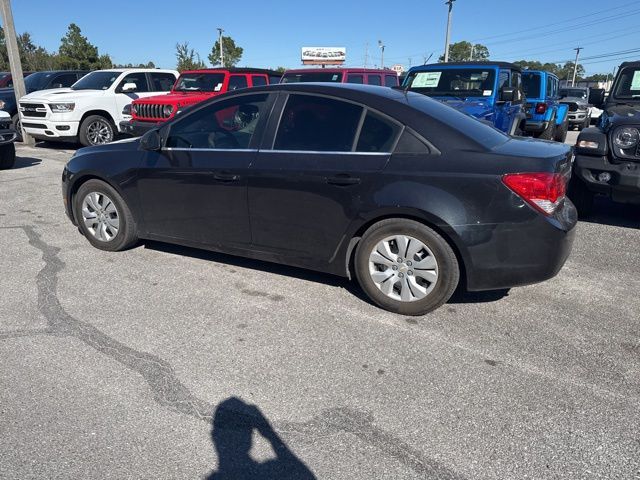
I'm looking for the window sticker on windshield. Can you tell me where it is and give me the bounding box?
[332,75,339,81]
[483,90,492,96]
[214,83,223,91]
[631,71,640,90]
[412,72,442,88]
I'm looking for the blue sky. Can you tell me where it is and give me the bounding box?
[5,0,640,75]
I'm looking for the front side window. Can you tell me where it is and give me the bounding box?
[118,73,149,92]
[150,73,176,91]
[174,73,225,92]
[71,71,120,91]
[368,75,382,86]
[613,67,640,99]
[522,72,541,98]
[406,68,496,97]
[274,94,363,152]
[228,75,248,91]
[49,73,78,88]
[356,111,401,152]
[166,93,269,149]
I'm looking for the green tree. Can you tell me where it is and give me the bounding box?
[439,41,489,62]
[175,42,206,72]
[585,73,608,82]
[58,23,103,69]
[208,36,243,67]
[275,66,286,73]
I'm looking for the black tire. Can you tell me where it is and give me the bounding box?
[354,219,459,315]
[74,179,138,251]
[11,114,23,142]
[568,178,594,218]
[0,143,16,170]
[536,117,556,140]
[78,115,115,147]
[554,118,569,143]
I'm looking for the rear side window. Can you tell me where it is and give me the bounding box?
[270,75,282,84]
[522,73,541,98]
[356,111,401,152]
[251,75,267,87]
[150,72,176,91]
[118,73,149,92]
[228,75,248,91]
[368,75,381,86]
[347,74,364,84]
[385,75,398,87]
[274,94,363,152]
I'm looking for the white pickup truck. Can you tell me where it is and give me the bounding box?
[19,68,178,146]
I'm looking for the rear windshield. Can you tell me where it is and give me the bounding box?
[612,67,640,99]
[174,73,226,92]
[522,72,541,98]
[404,68,496,98]
[559,88,587,99]
[72,71,120,90]
[281,72,343,83]
[404,91,509,149]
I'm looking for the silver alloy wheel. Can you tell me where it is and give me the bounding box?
[81,192,119,242]
[368,235,438,302]
[86,119,113,145]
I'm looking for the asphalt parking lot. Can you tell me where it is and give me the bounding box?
[1,139,639,479]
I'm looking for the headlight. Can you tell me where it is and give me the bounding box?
[613,127,639,149]
[162,105,174,117]
[0,100,5,109]
[49,103,75,113]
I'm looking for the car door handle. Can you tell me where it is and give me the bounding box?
[326,174,361,186]
[212,172,240,182]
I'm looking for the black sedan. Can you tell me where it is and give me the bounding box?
[62,83,577,315]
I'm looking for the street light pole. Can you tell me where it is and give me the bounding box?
[378,40,385,69]
[0,0,34,145]
[217,28,225,67]
[443,0,456,63]
[571,47,582,87]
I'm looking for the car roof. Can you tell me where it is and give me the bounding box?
[619,61,640,68]
[181,67,281,75]
[94,68,177,73]
[283,68,395,74]
[522,70,559,79]
[410,61,521,71]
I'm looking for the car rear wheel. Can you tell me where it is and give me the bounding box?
[79,115,115,147]
[354,219,459,315]
[554,118,568,143]
[537,117,556,140]
[11,114,23,142]
[74,179,138,251]
[0,143,16,169]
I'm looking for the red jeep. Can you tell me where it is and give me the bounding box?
[121,68,281,136]
[281,68,399,87]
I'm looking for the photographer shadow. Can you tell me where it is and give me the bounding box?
[206,397,315,480]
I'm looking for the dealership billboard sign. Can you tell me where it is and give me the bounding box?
[301,47,346,65]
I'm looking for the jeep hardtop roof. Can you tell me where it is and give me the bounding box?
[284,68,394,74]
[180,68,280,75]
[618,61,640,68]
[412,61,522,71]
[522,69,559,79]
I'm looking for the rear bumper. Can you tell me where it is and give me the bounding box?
[574,154,640,204]
[461,202,577,291]
[524,120,548,133]
[119,120,158,137]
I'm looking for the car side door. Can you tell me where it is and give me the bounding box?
[135,92,274,247]
[247,93,402,268]
[113,72,150,123]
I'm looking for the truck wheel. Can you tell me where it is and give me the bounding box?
[11,114,23,142]
[554,118,568,143]
[568,178,594,218]
[537,120,556,140]
[0,143,16,170]
[79,115,115,147]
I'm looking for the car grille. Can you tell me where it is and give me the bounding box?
[135,103,171,120]
[567,102,578,112]
[20,103,47,118]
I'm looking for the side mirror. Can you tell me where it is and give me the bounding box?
[589,88,605,108]
[499,87,516,102]
[140,129,161,151]
[122,82,137,93]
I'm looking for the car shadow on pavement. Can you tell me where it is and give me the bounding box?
[11,156,42,169]
[205,397,316,480]
[581,197,640,229]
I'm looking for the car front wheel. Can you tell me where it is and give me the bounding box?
[354,219,459,315]
[74,179,138,251]
[79,115,115,147]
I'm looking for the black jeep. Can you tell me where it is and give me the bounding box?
[570,61,640,215]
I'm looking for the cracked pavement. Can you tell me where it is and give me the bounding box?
[1,142,639,479]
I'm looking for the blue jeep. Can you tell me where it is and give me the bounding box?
[521,70,569,142]
[402,61,527,136]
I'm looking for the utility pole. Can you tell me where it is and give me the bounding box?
[364,42,369,68]
[470,44,475,61]
[0,0,33,145]
[378,40,385,69]
[217,28,224,67]
[571,47,582,87]
[443,0,456,62]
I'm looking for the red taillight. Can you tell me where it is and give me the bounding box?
[535,102,547,114]
[502,172,567,215]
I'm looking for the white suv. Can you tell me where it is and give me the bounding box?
[19,68,178,146]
